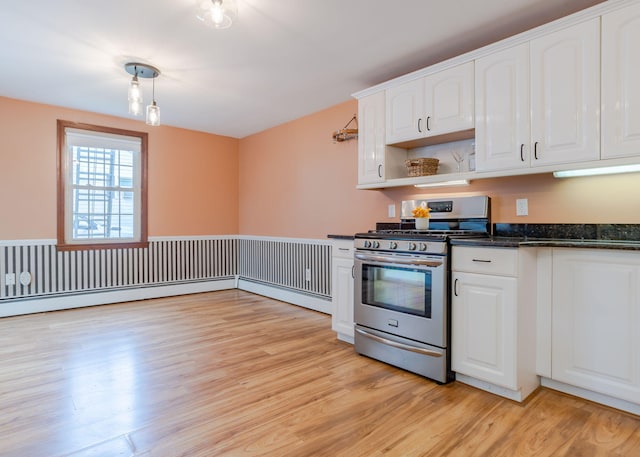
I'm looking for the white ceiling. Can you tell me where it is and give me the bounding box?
[0,0,604,139]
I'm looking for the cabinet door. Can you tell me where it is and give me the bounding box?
[602,3,640,159]
[425,62,474,136]
[452,271,518,389]
[475,43,531,171]
[552,249,640,404]
[385,78,424,144]
[331,256,355,341]
[530,18,600,167]
[358,92,386,184]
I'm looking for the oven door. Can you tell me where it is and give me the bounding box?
[354,250,447,347]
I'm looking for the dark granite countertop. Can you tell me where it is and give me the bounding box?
[451,237,640,250]
[327,234,355,240]
[452,223,640,250]
[450,237,522,248]
[329,225,640,249]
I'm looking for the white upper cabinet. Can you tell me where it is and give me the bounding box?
[357,91,407,185]
[475,43,531,171]
[386,62,474,144]
[358,92,387,184]
[354,2,640,189]
[424,62,475,137]
[602,2,640,159]
[530,18,600,166]
[385,79,424,144]
[476,19,600,172]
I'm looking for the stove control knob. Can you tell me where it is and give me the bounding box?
[372,241,380,249]
[419,243,428,251]
[389,241,398,249]
[364,240,371,248]
[408,242,417,251]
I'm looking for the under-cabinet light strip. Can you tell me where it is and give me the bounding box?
[414,180,470,188]
[553,164,640,178]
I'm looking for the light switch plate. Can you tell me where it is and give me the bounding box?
[388,204,396,218]
[516,198,529,216]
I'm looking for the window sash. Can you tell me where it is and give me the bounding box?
[57,120,148,250]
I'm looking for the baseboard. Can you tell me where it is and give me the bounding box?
[455,373,534,403]
[0,279,236,317]
[237,279,331,314]
[0,277,333,318]
[541,377,640,416]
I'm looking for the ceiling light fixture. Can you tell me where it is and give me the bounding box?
[197,0,238,29]
[124,62,161,126]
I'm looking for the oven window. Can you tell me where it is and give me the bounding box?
[361,264,432,318]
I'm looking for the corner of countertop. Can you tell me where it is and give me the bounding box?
[327,234,355,240]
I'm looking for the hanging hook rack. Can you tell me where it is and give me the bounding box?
[332,114,358,143]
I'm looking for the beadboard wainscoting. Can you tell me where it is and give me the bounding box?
[237,236,332,314]
[0,236,332,317]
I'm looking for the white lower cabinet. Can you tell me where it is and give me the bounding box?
[549,249,640,407]
[331,239,354,343]
[452,246,538,401]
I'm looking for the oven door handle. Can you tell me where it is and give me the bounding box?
[355,327,444,358]
[354,252,443,268]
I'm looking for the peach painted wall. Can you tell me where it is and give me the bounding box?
[239,99,640,239]
[0,96,238,240]
[4,94,640,243]
[385,172,640,224]
[238,100,394,238]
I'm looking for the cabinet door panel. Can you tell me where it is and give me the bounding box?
[426,62,474,135]
[358,92,386,184]
[475,43,530,171]
[552,250,640,404]
[386,79,424,144]
[530,19,600,166]
[332,256,354,339]
[452,272,517,389]
[602,3,640,158]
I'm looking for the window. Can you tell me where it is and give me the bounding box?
[57,120,148,250]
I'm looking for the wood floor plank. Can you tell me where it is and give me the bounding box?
[0,289,638,456]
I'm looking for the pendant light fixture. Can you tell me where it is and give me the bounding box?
[124,62,161,126]
[146,73,160,126]
[197,0,238,29]
[127,69,143,116]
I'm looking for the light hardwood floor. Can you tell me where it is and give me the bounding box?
[1,290,639,456]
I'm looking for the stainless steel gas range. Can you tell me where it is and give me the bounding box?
[353,195,490,384]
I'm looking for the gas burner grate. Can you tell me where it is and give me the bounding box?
[369,229,489,237]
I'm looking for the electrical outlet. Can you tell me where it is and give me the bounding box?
[516,198,529,216]
[388,204,396,218]
[305,268,311,282]
[5,273,16,286]
[19,271,32,286]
